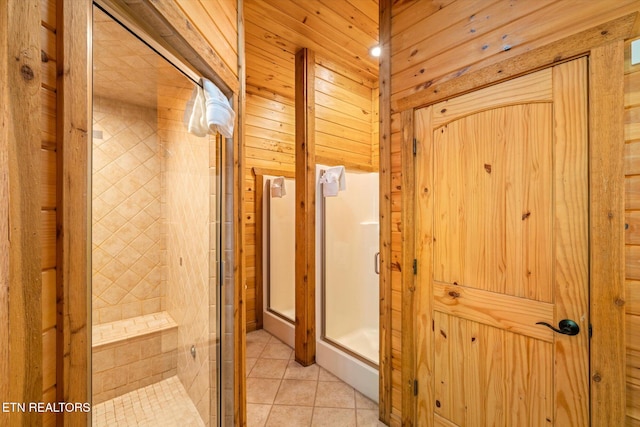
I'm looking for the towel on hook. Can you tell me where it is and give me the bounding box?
[319,166,346,197]
[271,177,286,198]
[184,84,208,137]
[184,78,235,138]
[203,79,235,138]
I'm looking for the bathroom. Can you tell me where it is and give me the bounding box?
[3,0,638,426]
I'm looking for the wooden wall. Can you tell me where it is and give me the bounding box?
[386,1,640,425]
[243,48,379,331]
[626,37,640,427]
[1,0,47,425]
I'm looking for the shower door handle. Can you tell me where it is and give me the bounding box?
[375,252,380,275]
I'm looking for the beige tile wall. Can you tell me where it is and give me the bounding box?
[159,87,216,426]
[92,97,164,324]
[92,83,220,425]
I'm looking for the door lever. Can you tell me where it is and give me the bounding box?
[536,319,580,336]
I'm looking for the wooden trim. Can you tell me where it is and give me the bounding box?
[2,1,44,424]
[413,106,434,426]
[252,167,295,179]
[314,155,376,173]
[235,0,246,423]
[400,109,416,426]
[378,0,392,422]
[253,166,296,333]
[294,47,316,366]
[589,40,626,426]
[0,0,8,411]
[60,0,90,424]
[233,95,246,426]
[391,13,638,113]
[119,0,239,96]
[254,174,264,331]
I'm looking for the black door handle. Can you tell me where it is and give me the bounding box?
[536,319,580,336]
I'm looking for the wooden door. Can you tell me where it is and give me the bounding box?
[414,58,589,426]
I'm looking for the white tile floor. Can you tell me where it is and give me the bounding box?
[91,376,204,427]
[246,329,386,427]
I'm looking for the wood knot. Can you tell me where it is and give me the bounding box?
[522,211,531,220]
[484,164,491,174]
[592,373,602,382]
[20,65,34,81]
[41,50,49,63]
[448,290,460,298]
[440,108,447,114]
[601,30,609,36]
[615,298,625,307]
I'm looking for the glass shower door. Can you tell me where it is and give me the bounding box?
[322,170,379,366]
[266,176,296,323]
[90,4,222,425]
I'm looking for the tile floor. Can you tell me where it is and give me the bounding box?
[246,329,385,427]
[91,376,205,427]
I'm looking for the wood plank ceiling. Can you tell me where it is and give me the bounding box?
[244,0,380,98]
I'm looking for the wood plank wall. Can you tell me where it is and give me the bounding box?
[626,37,640,427]
[243,49,379,331]
[171,0,238,80]
[387,1,640,425]
[41,0,58,423]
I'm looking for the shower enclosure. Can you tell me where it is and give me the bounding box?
[90,4,227,425]
[261,175,296,346]
[316,165,380,401]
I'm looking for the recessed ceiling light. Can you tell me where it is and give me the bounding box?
[369,45,381,58]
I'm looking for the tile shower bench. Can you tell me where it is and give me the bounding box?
[92,312,178,404]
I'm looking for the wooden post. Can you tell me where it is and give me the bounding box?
[378,0,392,423]
[589,40,626,427]
[2,0,44,425]
[295,48,316,366]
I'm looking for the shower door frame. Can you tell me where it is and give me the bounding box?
[253,167,296,336]
[319,169,380,370]
[62,0,241,424]
[89,2,225,424]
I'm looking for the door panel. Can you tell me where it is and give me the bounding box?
[415,58,589,426]
[433,104,553,302]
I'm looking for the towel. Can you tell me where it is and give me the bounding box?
[184,78,235,138]
[271,177,286,198]
[184,84,208,137]
[319,166,346,197]
[203,78,235,138]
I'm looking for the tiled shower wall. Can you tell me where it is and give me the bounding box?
[92,97,164,324]
[92,89,219,425]
[158,89,216,426]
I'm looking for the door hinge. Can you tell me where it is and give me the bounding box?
[413,259,417,275]
[413,138,417,156]
[413,379,418,396]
